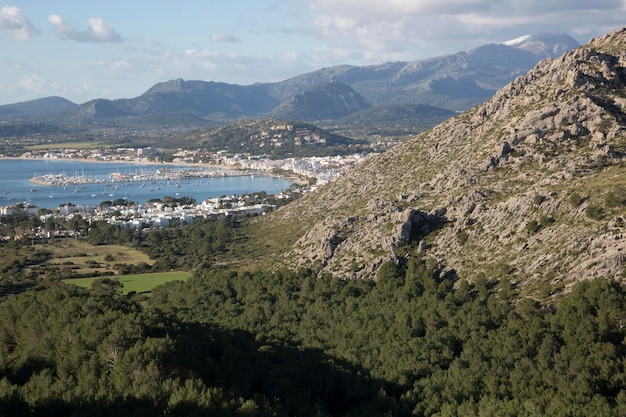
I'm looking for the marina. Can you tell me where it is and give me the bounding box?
[0,159,292,209]
[29,167,248,187]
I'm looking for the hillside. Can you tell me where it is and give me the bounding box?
[166,118,365,158]
[64,39,548,123]
[244,27,626,294]
[269,81,370,121]
[0,96,76,118]
[321,103,457,139]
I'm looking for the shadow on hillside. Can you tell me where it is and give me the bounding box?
[0,320,409,417]
[169,322,408,416]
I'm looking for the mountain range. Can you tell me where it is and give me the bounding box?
[237,27,626,294]
[0,32,579,140]
[1,28,625,416]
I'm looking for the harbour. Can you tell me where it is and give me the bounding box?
[29,167,249,187]
[0,159,292,209]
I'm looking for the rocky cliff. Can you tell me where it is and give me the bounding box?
[252,27,626,294]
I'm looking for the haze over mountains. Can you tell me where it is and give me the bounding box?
[0,32,578,136]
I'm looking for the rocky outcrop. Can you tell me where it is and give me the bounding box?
[255,27,626,292]
[286,195,446,278]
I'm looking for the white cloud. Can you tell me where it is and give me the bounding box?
[49,81,68,96]
[18,74,45,93]
[298,0,626,61]
[79,83,96,96]
[0,6,39,41]
[210,32,242,43]
[96,58,133,78]
[85,41,316,94]
[275,51,301,64]
[310,47,362,65]
[8,59,37,73]
[306,0,623,18]
[48,14,123,43]
[78,82,110,98]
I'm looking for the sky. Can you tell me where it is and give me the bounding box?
[0,0,624,105]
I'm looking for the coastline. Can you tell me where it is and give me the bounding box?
[0,158,296,209]
[0,156,308,186]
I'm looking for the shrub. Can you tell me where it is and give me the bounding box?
[533,194,546,206]
[568,192,583,207]
[85,259,101,268]
[605,186,626,208]
[525,220,540,234]
[586,205,605,220]
[539,215,555,227]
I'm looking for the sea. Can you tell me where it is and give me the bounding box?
[0,159,293,210]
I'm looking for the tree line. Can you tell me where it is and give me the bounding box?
[1,254,626,416]
[0,215,236,296]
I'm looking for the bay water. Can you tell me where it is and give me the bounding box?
[0,159,293,209]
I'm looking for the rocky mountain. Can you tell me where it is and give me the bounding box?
[167,103,454,158]
[503,32,581,58]
[60,79,279,121]
[277,33,579,112]
[134,79,279,119]
[245,27,626,295]
[319,104,457,140]
[0,32,579,136]
[0,96,76,118]
[269,81,370,121]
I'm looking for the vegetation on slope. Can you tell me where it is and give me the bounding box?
[318,103,457,140]
[2,258,626,416]
[269,81,370,121]
[0,214,236,297]
[164,118,367,158]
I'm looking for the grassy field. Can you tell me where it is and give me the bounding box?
[25,142,109,150]
[36,239,152,275]
[36,240,191,295]
[64,271,192,295]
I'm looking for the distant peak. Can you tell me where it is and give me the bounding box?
[141,78,189,96]
[502,32,580,58]
[503,34,533,46]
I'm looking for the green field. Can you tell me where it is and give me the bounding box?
[63,271,192,295]
[35,240,154,276]
[25,142,109,150]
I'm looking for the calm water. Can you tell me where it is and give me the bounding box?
[0,159,292,209]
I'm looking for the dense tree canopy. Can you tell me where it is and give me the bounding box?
[1,255,626,416]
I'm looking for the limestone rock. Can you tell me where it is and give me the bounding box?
[257,27,626,291]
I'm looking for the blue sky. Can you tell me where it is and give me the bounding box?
[0,0,624,105]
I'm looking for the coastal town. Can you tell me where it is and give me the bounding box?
[17,146,373,186]
[0,146,374,236]
[1,194,284,240]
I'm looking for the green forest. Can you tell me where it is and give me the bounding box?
[2,215,626,416]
